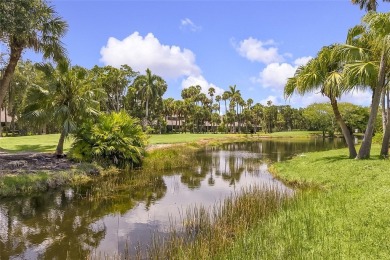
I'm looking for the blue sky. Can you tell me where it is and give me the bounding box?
[26,0,389,107]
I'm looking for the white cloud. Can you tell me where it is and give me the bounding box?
[180,18,202,32]
[181,75,224,96]
[258,63,297,90]
[340,90,372,106]
[285,90,372,108]
[100,32,201,78]
[256,56,312,90]
[294,56,312,66]
[260,95,280,106]
[234,37,284,64]
[287,92,328,107]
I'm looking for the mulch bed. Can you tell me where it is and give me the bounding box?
[0,152,75,175]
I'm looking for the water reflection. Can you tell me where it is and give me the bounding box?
[0,138,346,259]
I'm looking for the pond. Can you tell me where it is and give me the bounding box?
[0,138,346,259]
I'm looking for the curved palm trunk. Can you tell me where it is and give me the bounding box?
[56,129,67,156]
[0,45,23,110]
[330,97,357,158]
[358,50,387,159]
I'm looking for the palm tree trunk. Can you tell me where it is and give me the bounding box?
[380,90,390,157]
[56,129,67,156]
[178,114,181,133]
[0,108,2,137]
[380,108,390,158]
[236,104,240,133]
[0,45,23,110]
[4,106,8,137]
[330,98,357,158]
[358,50,387,159]
[381,89,387,132]
[10,115,16,136]
[143,98,149,131]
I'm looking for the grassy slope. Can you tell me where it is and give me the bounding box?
[219,145,390,259]
[0,131,319,152]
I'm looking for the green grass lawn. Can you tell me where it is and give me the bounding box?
[147,133,243,144]
[217,145,390,259]
[0,131,320,153]
[0,134,73,153]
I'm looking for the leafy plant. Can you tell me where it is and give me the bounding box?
[70,111,147,168]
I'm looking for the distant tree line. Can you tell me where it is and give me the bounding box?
[0,59,371,139]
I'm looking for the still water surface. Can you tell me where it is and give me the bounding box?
[0,138,346,259]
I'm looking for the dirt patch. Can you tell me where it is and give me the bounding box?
[0,152,75,175]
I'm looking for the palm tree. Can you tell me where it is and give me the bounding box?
[174,99,184,132]
[24,60,102,156]
[208,87,215,102]
[351,0,390,144]
[0,0,68,110]
[215,95,221,115]
[133,68,167,131]
[285,45,357,158]
[340,12,390,158]
[351,0,389,11]
[225,85,241,132]
[163,98,174,132]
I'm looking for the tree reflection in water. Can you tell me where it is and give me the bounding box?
[0,173,167,259]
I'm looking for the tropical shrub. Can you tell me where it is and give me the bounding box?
[70,111,147,168]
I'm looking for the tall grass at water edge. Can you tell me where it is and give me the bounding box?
[135,186,289,259]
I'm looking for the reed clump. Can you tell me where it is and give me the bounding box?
[143,185,289,259]
[143,144,200,171]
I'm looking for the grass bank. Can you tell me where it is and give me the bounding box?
[0,163,106,197]
[214,145,390,259]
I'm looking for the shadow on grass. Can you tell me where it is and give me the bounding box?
[315,154,383,163]
[2,144,56,153]
[314,155,350,163]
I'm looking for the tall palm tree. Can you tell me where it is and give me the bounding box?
[133,68,167,131]
[215,95,221,115]
[340,12,390,158]
[24,60,102,156]
[226,85,242,133]
[0,0,68,110]
[174,99,184,132]
[351,0,390,145]
[163,97,174,132]
[208,87,215,103]
[285,45,357,158]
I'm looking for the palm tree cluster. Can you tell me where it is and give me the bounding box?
[285,10,390,159]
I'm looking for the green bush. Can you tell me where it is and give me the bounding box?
[70,111,147,168]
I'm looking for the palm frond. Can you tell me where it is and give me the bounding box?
[343,61,379,91]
